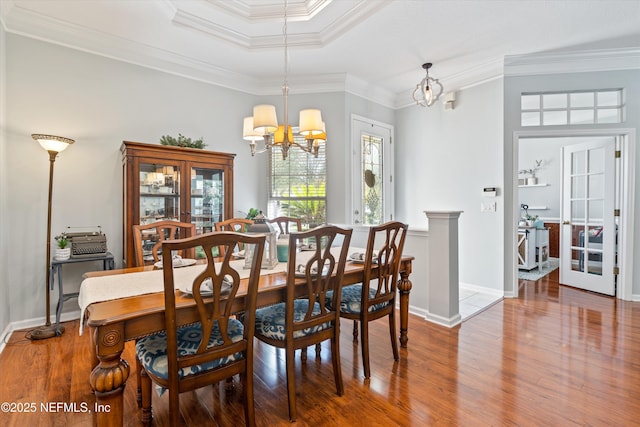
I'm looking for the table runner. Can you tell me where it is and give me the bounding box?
[77,260,287,335]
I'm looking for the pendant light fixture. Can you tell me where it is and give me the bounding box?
[412,62,444,107]
[242,0,326,160]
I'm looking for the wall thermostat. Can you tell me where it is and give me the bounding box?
[483,187,497,197]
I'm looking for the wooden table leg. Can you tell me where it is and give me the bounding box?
[89,325,130,427]
[398,262,413,348]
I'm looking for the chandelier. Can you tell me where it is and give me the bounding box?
[242,0,326,160]
[412,62,444,107]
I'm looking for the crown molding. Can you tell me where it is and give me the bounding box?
[505,48,640,76]
[207,0,331,22]
[172,0,389,50]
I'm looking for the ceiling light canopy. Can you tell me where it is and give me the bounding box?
[242,0,326,160]
[412,62,444,107]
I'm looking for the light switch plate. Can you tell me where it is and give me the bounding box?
[481,202,496,212]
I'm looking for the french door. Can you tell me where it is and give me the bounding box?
[560,138,616,295]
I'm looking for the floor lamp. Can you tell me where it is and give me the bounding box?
[28,134,75,340]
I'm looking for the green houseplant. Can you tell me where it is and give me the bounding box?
[159,134,206,149]
[54,232,71,260]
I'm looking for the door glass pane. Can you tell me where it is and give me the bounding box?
[361,134,383,225]
[588,174,604,199]
[572,225,586,248]
[572,151,585,174]
[586,250,603,276]
[588,147,604,173]
[191,167,224,235]
[139,163,180,224]
[571,201,585,222]
[587,200,604,222]
[586,226,604,275]
[571,248,583,272]
[571,175,585,198]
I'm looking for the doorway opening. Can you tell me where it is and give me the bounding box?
[512,129,635,300]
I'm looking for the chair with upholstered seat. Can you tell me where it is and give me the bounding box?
[135,231,265,426]
[132,220,196,267]
[214,218,254,256]
[253,225,352,422]
[328,221,407,379]
[268,216,302,234]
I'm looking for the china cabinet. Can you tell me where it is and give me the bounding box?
[121,141,235,267]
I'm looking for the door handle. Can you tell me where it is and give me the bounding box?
[563,220,570,225]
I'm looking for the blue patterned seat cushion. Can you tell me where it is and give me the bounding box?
[135,318,244,381]
[255,300,330,341]
[327,285,390,314]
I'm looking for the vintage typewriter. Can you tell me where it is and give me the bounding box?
[66,226,108,258]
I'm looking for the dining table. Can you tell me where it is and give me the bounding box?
[79,252,414,427]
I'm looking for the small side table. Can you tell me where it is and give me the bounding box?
[49,252,115,335]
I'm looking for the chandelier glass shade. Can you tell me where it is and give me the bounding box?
[412,62,444,107]
[242,0,326,160]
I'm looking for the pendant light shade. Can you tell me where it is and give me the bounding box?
[253,104,278,134]
[274,125,294,144]
[298,109,324,136]
[243,117,264,141]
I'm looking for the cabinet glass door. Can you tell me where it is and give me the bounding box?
[191,166,224,234]
[139,162,181,224]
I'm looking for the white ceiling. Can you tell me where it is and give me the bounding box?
[2,0,640,108]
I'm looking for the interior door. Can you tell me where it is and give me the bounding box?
[351,117,393,225]
[560,138,616,295]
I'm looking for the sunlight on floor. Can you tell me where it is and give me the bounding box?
[459,286,503,321]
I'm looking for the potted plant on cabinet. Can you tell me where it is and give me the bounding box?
[54,233,71,260]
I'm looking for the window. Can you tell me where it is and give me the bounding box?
[267,132,327,228]
[521,89,624,126]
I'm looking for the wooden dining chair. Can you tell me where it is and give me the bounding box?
[268,216,302,234]
[132,220,196,267]
[135,231,265,426]
[253,225,352,422]
[327,221,408,379]
[214,218,254,256]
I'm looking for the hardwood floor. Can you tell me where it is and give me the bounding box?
[2,269,639,426]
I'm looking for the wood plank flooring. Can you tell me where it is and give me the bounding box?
[1,269,639,426]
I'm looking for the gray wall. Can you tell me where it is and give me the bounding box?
[504,69,640,298]
[395,79,505,292]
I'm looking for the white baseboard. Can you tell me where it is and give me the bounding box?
[0,310,81,356]
[425,311,462,328]
[459,282,503,297]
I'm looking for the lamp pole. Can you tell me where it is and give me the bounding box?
[28,134,74,340]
